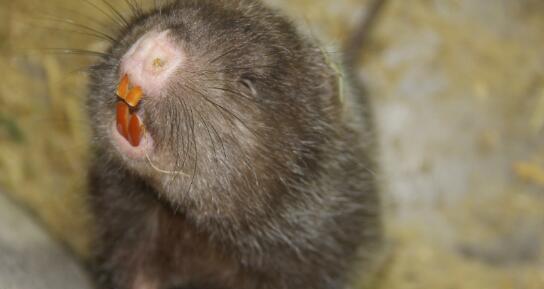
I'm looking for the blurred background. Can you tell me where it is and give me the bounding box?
[0,0,543,288]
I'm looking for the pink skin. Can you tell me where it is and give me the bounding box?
[111,30,184,159]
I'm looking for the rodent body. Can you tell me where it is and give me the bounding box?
[87,1,384,288]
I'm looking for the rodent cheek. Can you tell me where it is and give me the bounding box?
[120,30,184,98]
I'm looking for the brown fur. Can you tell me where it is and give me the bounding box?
[87,1,384,288]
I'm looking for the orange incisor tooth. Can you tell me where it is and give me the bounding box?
[117,74,130,100]
[126,86,143,107]
[116,102,129,139]
[128,114,143,147]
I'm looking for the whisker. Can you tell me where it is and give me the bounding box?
[44,66,91,90]
[124,0,144,18]
[155,98,187,182]
[64,65,92,76]
[195,65,277,75]
[171,93,190,172]
[177,96,193,173]
[184,107,198,195]
[161,97,181,175]
[154,0,166,16]
[82,0,125,30]
[195,108,227,161]
[144,151,189,176]
[207,31,267,64]
[161,89,192,184]
[207,86,257,103]
[39,26,113,43]
[141,98,188,177]
[183,85,257,137]
[40,16,117,43]
[40,5,111,32]
[42,48,111,58]
[98,0,131,29]
[194,109,217,159]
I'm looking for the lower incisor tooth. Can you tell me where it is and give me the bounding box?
[128,114,143,147]
[116,102,129,138]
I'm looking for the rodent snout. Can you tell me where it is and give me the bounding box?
[114,30,184,148]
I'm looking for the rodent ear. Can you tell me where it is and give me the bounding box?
[238,75,258,97]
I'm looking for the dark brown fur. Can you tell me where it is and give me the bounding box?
[87,0,384,288]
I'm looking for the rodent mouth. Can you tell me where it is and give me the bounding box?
[111,74,153,160]
[115,73,144,147]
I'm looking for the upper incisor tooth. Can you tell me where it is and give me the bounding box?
[126,87,143,107]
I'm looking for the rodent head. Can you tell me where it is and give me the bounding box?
[87,0,341,220]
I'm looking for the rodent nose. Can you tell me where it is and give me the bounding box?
[119,30,184,98]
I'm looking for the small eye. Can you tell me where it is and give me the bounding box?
[239,76,257,96]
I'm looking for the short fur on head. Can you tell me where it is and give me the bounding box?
[87,1,383,288]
